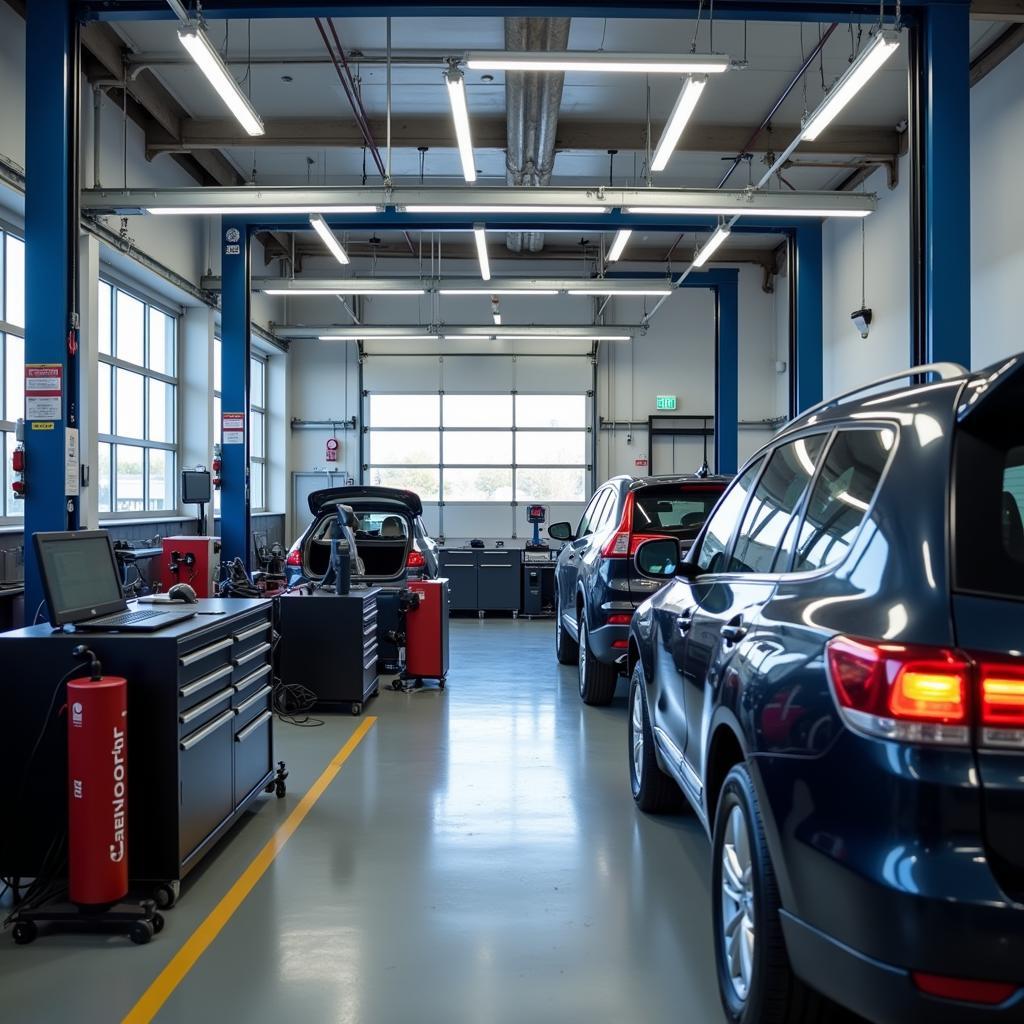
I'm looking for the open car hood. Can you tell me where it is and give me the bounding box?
[307,485,423,517]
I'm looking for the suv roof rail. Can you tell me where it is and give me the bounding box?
[798,362,968,421]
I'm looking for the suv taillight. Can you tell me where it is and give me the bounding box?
[601,492,669,558]
[285,548,302,567]
[406,550,426,569]
[978,657,1024,747]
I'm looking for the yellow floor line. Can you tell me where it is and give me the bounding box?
[122,716,378,1024]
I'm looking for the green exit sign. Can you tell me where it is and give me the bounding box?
[656,395,677,411]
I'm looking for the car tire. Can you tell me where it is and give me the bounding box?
[628,664,684,813]
[712,762,835,1024]
[555,590,578,665]
[578,616,618,706]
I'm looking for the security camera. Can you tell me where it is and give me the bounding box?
[851,307,873,339]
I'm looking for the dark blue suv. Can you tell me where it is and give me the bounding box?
[626,360,1024,1024]
[548,474,727,705]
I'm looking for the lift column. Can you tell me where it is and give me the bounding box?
[714,274,739,476]
[791,222,824,415]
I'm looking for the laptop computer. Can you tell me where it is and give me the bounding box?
[33,530,197,632]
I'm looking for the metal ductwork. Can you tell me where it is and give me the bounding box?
[504,16,571,253]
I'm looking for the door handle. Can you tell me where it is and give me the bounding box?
[720,618,748,644]
[677,610,693,634]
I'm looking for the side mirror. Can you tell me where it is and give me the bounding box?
[547,521,574,542]
[634,537,699,581]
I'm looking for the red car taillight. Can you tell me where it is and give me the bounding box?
[285,548,302,567]
[600,492,669,558]
[912,972,1018,1006]
[406,550,426,569]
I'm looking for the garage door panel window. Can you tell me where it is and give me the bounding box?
[367,391,588,504]
[369,466,440,502]
[99,280,178,515]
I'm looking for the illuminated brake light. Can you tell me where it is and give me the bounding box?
[890,670,967,722]
[601,493,670,558]
[285,548,302,567]
[406,550,426,569]
[977,657,1024,748]
[912,972,1018,1006]
[607,614,632,625]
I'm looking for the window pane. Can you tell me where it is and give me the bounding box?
[367,466,439,502]
[148,307,174,375]
[97,442,112,513]
[695,459,763,574]
[517,467,586,502]
[369,394,439,428]
[98,281,112,355]
[213,395,221,448]
[147,448,174,511]
[98,362,111,435]
[115,444,145,512]
[115,368,145,439]
[444,467,512,502]
[634,485,723,531]
[369,430,439,465]
[5,235,25,329]
[795,430,890,573]
[516,394,586,428]
[4,432,17,518]
[251,460,265,510]
[147,378,174,443]
[5,332,24,422]
[115,291,145,365]
[443,431,512,465]
[443,394,512,427]
[516,431,586,465]
[213,338,222,393]
[731,435,828,574]
[250,410,265,458]
[250,357,265,406]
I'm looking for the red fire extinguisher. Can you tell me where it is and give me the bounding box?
[212,443,223,490]
[67,647,129,908]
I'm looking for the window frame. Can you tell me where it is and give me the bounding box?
[692,457,767,575]
[0,223,25,524]
[249,353,268,513]
[97,277,180,518]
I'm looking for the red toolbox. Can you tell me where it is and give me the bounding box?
[403,578,450,687]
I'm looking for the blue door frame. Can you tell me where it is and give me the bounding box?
[22,0,970,607]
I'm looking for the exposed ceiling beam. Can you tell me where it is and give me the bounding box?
[971,0,1024,20]
[145,116,902,160]
[971,24,1024,84]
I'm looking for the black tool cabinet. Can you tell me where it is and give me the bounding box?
[438,549,521,612]
[0,599,279,908]
[277,588,380,714]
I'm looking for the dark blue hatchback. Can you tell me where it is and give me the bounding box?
[626,359,1024,1024]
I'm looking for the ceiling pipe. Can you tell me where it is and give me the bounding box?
[505,16,571,253]
[664,22,838,260]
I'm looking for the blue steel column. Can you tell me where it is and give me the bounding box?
[911,4,971,367]
[24,1,78,620]
[792,223,823,414]
[714,275,739,475]
[219,217,252,570]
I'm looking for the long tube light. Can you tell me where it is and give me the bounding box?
[692,223,731,268]
[321,334,437,341]
[567,287,673,297]
[405,205,608,214]
[149,205,379,216]
[439,288,560,296]
[626,204,870,218]
[802,31,901,142]
[309,214,350,266]
[263,287,425,296]
[473,224,491,282]
[650,77,707,173]
[445,67,477,183]
[177,23,265,137]
[465,51,729,75]
[607,229,632,262]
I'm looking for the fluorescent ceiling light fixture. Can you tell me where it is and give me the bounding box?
[473,224,491,282]
[607,229,632,262]
[309,213,350,266]
[440,287,560,296]
[692,224,731,268]
[465,52,729,75]
[650,76,707,173]
[566,286,673,297]
[626,205,870,218]
[320,335,437,342]
[147,205,378,216]
[177,23,265,137]
[405,205,608,215]
[802,31,900,142]
[445,67,477,183]
[263,285,424,296]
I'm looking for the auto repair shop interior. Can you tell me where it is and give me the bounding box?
[1,2,1022,1023]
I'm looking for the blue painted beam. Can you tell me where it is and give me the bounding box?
[24,0,77,622]
[714,276,740,475]
[219,218,252,571]
[793,223,823,413]
[912,3,971,368]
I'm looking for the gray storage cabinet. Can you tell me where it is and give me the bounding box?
[439,548,521,612]
[439,549,479,610]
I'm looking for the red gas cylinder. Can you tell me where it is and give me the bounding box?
[67,674,128,908]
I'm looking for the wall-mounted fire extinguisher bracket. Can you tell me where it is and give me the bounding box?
[8,646,166,947]
[11,441,25,499]
[212,443,223,490]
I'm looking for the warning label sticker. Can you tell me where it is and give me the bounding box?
[25,364,62,421]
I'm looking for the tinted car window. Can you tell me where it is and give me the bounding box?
[594,488,621,532]
[730,435,827,573]
[793,429,891,573]
[577,490,605,537]
[695,460,764,573]
[633,486,724,533]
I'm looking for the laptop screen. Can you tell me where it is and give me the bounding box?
[34,531,125,626]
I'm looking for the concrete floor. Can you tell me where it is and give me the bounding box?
[1,618,727,1024]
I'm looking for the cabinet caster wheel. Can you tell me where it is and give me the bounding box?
[438,678,446,690]
[391,680,402,691]
[351,703,362,716]
[275,780,287,798]
[153,882,179,910]
[12,921,37,945]
[130,921,154,945]
[151,912,165,935]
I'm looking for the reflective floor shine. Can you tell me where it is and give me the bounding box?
[1,618,727,1024]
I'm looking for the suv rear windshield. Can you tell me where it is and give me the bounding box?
[633,485,725,534]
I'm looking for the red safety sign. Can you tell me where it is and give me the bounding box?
[25,364,62,421]
[634,457,649,468]
[326,438,340,462]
